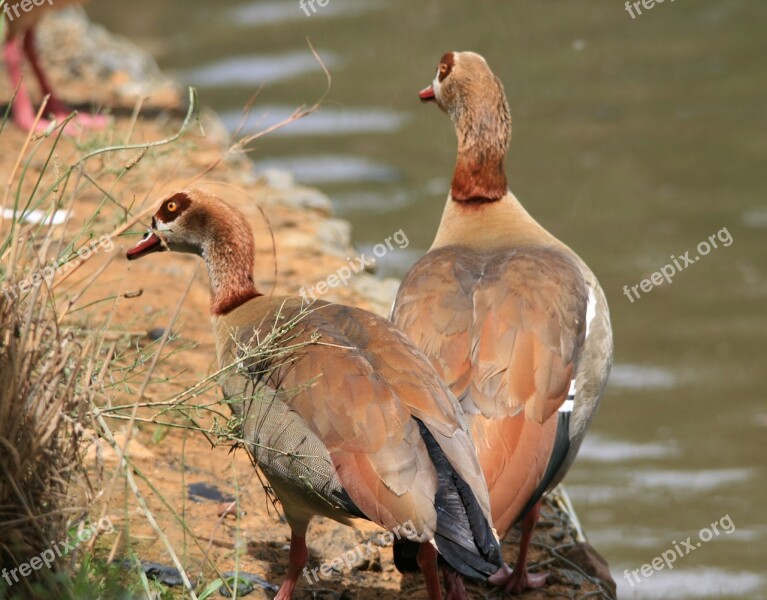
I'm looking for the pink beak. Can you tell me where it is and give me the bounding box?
[126,231,163,260]
[419,84,436,102]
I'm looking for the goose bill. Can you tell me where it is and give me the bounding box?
[126,230,163,260]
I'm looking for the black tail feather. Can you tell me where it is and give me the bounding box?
[414,418,503,580]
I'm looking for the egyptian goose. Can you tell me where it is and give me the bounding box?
[125,188,508,600]
[3,0,106,131]
[391,52,613,594]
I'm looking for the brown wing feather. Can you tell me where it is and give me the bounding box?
[218,297,491,536]
[392,251,475,404]
[473,414,558,535]
[393,246,588,425]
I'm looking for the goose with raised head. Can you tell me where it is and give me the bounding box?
[126,187,509,600]
[391,51,613,594]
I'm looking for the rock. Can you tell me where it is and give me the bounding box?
[219,571,277,597]
[256,170,333,215]
[120,560,186,587]
[562,542,617,597]
[259,169,295,190]
[187,481,235,503]
[349,276,400,317]
[313,219,352,255]
[284,187,334,215]
[147,327,166,341]
[218,501,240,519]
[37,10,180,106]
[306,521,381,577]
[308,521,358,569]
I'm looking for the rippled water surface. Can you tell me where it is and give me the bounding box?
[89,1,767,596]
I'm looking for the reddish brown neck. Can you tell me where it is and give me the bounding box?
[451,148,508,203]
[211,283,261,316]
[202,235,261,316]
[448,94,510,203]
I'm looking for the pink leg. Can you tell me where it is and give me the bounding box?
[274,532,308,600]
[4,34,55,132]
[22,28,107,129]
[417,542,443,600]
[440,563,468,600]
[504,500,548,594]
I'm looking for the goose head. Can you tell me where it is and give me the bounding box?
[419,52,511,202]
[127,188,259,314]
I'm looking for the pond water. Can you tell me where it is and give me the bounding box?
[88,1,767,596]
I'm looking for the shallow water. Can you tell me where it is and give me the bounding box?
[90,1,767,596]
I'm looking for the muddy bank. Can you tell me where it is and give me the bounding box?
[0,9,615,599]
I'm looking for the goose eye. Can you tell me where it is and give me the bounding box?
[167,201,178,212]
[439,63,448,75]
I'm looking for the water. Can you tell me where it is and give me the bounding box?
[88,1,767,596]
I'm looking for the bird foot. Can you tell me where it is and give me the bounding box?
[504,569,549,594]
[487,564,548,595]
[273,583,295,600]
[13,107,108,134]
[64,111,109,130]
[441,564,469,600]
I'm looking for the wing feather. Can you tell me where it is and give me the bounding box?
[220,297,491,536]
[393,246,588,425]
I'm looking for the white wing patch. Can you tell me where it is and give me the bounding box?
[585,287,597,338]
[560,380,576,413]
[563,288,596,414]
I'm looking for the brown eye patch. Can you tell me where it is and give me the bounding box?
[157,192,192,223]
[438,52,455,82]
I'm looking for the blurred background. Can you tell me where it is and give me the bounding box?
[86,1,767,597]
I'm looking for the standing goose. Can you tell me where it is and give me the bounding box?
[3,0,106,131]
[391,52,613,593]
[126,188,507,600]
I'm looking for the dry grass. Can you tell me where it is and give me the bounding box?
[0,48,331,597]
[0,90,203,597]
[0,243,91,593]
